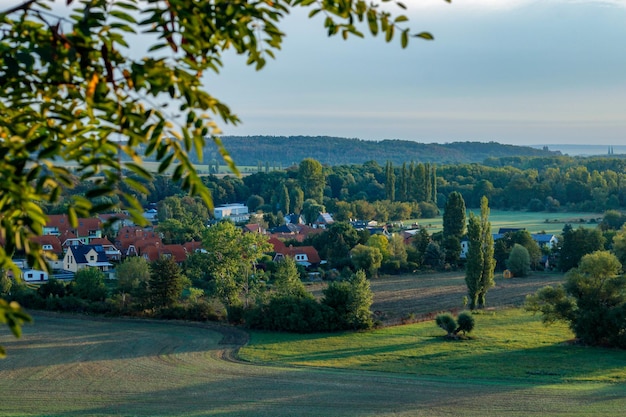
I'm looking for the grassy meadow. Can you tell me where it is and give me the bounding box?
[2,272,626,416]
[413,209,603,235]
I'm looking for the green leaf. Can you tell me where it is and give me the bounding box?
[414,32,435,41]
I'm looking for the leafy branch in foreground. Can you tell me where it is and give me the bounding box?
[0,0,448,347]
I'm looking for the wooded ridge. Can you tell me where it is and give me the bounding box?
[201,136,559,166]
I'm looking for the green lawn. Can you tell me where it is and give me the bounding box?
[241,308,626,384]
[412,209,602,235]
[1,310,625,416]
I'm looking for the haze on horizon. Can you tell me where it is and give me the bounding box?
[209,0,626,147]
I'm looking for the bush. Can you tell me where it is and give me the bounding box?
[435,313,457,336]
[526,251,626,348]
[456,311,475,335]
[246,296,332,333]
[436,311,475,338]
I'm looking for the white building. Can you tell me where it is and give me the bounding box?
[213,204,250,223]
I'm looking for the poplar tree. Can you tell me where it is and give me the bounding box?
[465,196,496,309]
[399,163,408,202]
[279,184,290,215]
[465,213,483,310]
[385,161,396,202]
[443,191,466,266]
[477,197,496,308]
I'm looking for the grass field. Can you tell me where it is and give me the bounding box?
[2,272,625,416]
[412,209,603,235]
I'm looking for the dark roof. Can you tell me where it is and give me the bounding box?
[498,228,525,234]
[68,245,109,264]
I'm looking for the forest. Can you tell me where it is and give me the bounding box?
[172,136,561,166]
[86,154,626,219]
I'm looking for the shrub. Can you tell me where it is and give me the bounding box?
[246,296,332,333]
[456,311,475,335]
[435,313,457,336]
[436,311,475,338]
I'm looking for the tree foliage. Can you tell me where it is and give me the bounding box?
[465,197,495,309]
[273,257,310,299]
[116,256,151,295]
[350,244,383,278]
[322,270,373,330]
[148,256,187,310]
[558,225,605,272]
[202,220,272,315]
[71,267,108,302]
[526,251,626,348]
[506,243,530,278]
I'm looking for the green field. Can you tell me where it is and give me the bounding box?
[1,272,625,416]
[413,209,603,235]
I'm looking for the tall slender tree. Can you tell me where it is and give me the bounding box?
[477,196,496,308]
[465,212,483,310]
[385,161,396,202]
[465,197,496,309]
[443,191,466,266]
[399,163,408,202]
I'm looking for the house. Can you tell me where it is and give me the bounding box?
[269,237,322,268]
[63,245,112,273]
[284,213,304,225]
[142,243,188,263]
[32,235,64,270]
[89,237,122,262]
[244,223,266,234]
[531,233,558,250]
[143,208,158,223]
[98,212,133,233]
[44,214,103,244]
[115,226,161,257]
[313,212,334,229]
[213,203,249,223]
[22,269,50,282]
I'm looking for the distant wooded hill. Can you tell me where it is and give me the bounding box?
[203,136,559,166]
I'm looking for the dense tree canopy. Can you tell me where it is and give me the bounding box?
[526,251,626,348]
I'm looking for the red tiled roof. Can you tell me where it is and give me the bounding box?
[31,235,63,255]
[183,240,204,253]
[284,245,321,264]
[142,244,187,263]
[89,237,114,246]
[46,214,102,237]
[269,237,321,264]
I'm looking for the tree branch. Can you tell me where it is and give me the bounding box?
[1,0,38,16]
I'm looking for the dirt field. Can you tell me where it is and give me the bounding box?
[308,271,566,325]
[371,271,565,323]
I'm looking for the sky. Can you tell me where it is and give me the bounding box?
[206,0,626,147]
[4,0,625,147]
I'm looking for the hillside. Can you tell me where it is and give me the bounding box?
[202,136,559,166]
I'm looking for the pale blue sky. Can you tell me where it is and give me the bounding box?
[5,0,625,146]
[208,0,626,147]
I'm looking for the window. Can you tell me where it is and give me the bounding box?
[90,255,95,261]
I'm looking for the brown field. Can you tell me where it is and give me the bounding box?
[309,271,565,325]
[372,271,565,323]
